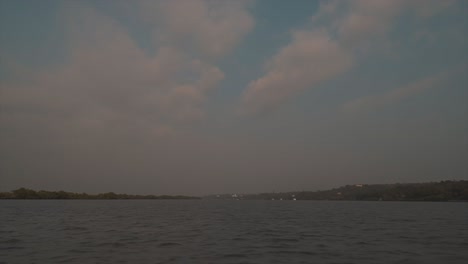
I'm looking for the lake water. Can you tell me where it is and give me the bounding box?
[1,200,467,264]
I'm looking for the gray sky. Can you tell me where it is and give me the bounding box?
[1,0,467,195]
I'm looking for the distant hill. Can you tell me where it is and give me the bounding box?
[205,180,468,201]
[0,188,199,200]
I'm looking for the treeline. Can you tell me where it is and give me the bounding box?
[0,188,199,200]
[208,180,468,201]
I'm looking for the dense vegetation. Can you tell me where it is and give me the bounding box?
[0,188,199,200]
[207,180,468,201]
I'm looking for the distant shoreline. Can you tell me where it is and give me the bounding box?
[0,188,199,200]
[205,180,468,202]
[1,180,467,201]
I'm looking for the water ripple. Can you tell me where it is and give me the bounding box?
[1,200,467,264]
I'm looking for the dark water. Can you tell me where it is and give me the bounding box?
[1,200,467,264]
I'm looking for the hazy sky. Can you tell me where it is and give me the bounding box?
[1,0,467,195]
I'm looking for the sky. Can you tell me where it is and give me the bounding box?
[1,0,467,195]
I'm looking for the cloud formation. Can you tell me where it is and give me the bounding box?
[240,0,458,114]
[240,30,352,114]
[1,0,466,195]
[343,70,453,112]
[314,0,457,47]
[1,1,253,137]
[141,0,254,58]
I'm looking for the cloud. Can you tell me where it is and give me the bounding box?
[0,1,254,194]
[239,0,459,114]
[1,1,253,139]
[343,70,453,112]
[140,0,254,58]
[240,30,352,114]
[318,0,458,51]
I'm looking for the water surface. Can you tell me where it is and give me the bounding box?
[1,200,467,263]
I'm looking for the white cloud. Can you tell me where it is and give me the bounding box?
[140,0,254,58]
[343,70,452,112]
[239,0,459,114]
[240,30,352,114]
[1,1,251,138]
[309,0,459,53]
